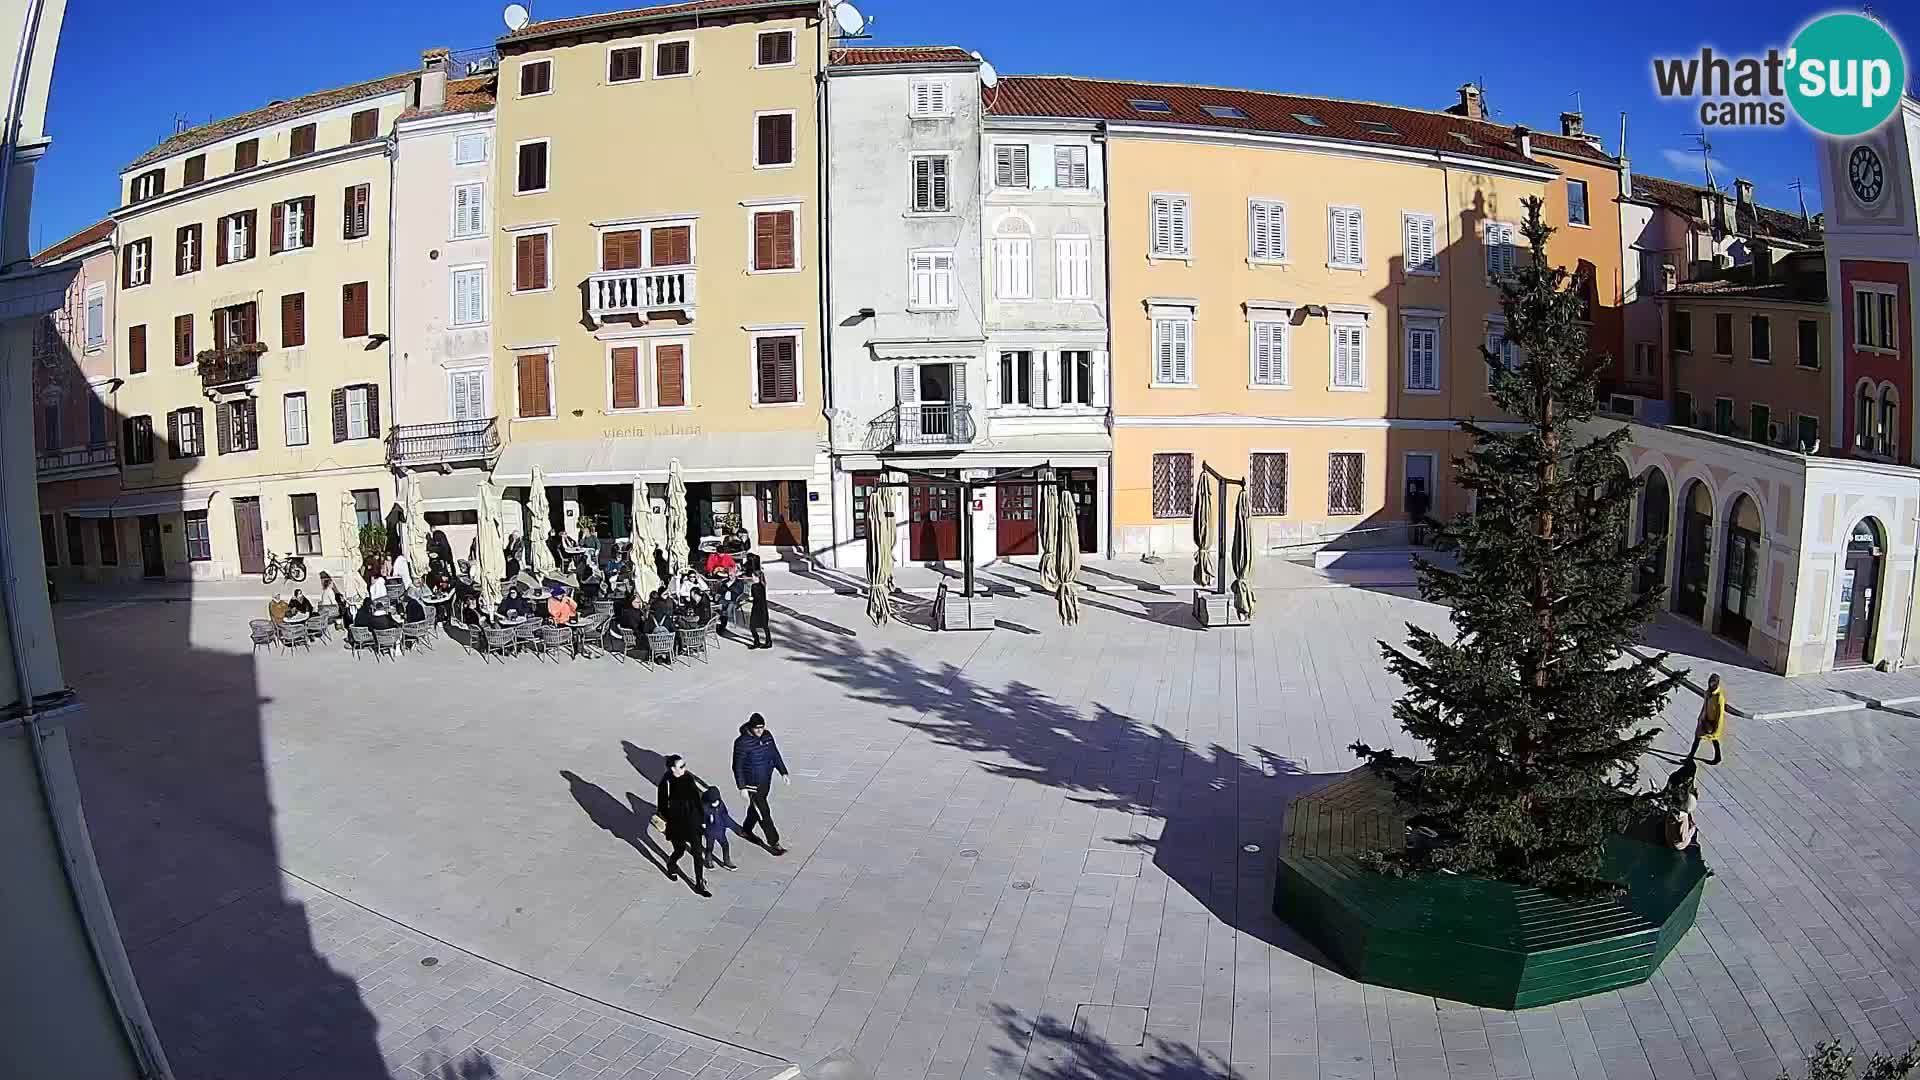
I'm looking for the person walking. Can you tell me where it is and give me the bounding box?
[1690,672,1726,765]
[655,755,710,896]
[702,787,738,870]
[732,714,789,855]
[748,570,771,649]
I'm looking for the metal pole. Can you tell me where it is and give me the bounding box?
[961,479,974,599]
[1215,474,1228,598]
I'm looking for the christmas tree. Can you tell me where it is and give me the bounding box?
[1350,196,1679,896]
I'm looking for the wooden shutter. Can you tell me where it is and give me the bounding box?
[282,292,305,347]
[239,301,257,345]
[234,139,257,170]
[174,314,193,365]
[184,154,205,184]
[754,213,777,270]
[331,388,348,442]
[609,47,642,81]
[270,201,286,254]
[601,230,642,271]
[342,282,368,338]
[895,363,918,405]
[350,108,377,143]
[299,197,315,248]
[520,59,549,96]
[516,233,548,290]
[758,31,790,66]
[215,217,229,267]
[611,346,640,409]
[756,336,797,404]
[215,401,233,454]
[291,123,315,156]
[167,410,181,458]
[128,324,146,374]
[364,384,380,439]
[757,114,792,164]
[650,225,691,267]
[243,210,257,258]
[654,345,685,407]
[516,354,550,417]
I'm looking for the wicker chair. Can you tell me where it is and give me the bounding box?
[592,599,615,617]
[371,626,404,659]
[535,623,575,660]
[577,613,613,658]
[512,621,538,656]
[276,620,313,652]
[613,625,638,662]
[347,625,375,657]
[250,619,279,654]
[481,624,519,659]
[401,619,436,653]
[646,629,677,665]
[676,624,711,664]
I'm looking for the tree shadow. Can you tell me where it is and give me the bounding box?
[985,1005,1241,1080]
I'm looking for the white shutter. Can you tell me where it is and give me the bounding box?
[1249,201,1285,260]
[1487,223,1513,275]
[1055,236,1090,300]
[911,81,931,116]
[1054,145,1087,189]
[896,363,919,405]
[1152,198,1173,255]
[1252,321,1286,385]
[932,253,953,307]
[1405,214,1436,275]
[996,238,1031,299]
[1331,208,1363,266]
[1333,324,1364,387]
[995,145,1029,188]
[1172,320,1191,384]
[1406,327,1437,390]
[1170,198,1188,256]
[1155,320,1174,384]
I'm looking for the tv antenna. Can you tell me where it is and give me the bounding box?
[1685,131,1716,191]
[828,0,867,37]
[502,3,530,31]
[1570,89,1582,114]
[1789,178,1810,223]
[971,50,997,89]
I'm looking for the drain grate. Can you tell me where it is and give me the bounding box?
[1011,880,1033,891]
[420,956,439,967]
[959,848,980,858]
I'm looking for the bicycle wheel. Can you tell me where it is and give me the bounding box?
[289,562,307,583]
[263,563,279,585]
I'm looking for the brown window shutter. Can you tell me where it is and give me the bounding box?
[342,185,369,239]
[331,388,348,442]
[270,201,286,254]
[215,218,228,267]
[365,383,380,438]
[300,197,314,247]
[235,139,258,170]
[240,302,257,345]
[184,154,205,184]
[611,346,640,409]
[650,226,690,267]
[281,293,305,347]
[517,143,546,192]
[753,213,776,270]
[167,410,181,458]
[602,230,641,271]
[174,314,192,365]
[515,235,533,288]
[128,324,147,374]
[757,337,797,403]
[517,354,550,417]
[121,248,132,288]
[773,211,794,269]
[343,187,354,237]
[215,401,232,454]
[350,109,377,143]
[291,124,315,157]
[655,344,685,407]
[342,282,368,338]
[525,234,548,288]
[520,60,549,96]
[244,210,256,258]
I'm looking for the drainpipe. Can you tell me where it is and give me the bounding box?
[815,16,835,566]
[1899,514,1920,669]
[385,128,401,515]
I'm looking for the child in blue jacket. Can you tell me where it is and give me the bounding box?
[702,786,738,870]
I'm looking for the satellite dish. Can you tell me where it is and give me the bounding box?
[830,0,865,37]
[503,3,530,31]
[972,51,998,89]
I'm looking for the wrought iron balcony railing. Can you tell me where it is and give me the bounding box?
[865,402,975,451]
[387,417,501,467]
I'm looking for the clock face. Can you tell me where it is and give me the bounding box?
[1849,145,1885,207]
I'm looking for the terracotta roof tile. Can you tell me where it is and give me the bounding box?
[1633,174,1821,245]
[830,46,974,67]
[1665,277,1825,303]
[32,219,112,266]
[127,71,415,171]
[503,0,803,42]
[400,74,497,121]
[1530,131,1615,165]
[987,76,1567,170]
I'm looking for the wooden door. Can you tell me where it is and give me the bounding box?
[1063,469,1098,553]
[233,497,265,575]
[1676,507,1711,621]
[909,481,960,561]
[1718,527,1758,648]
[756,481,808,547]
[1834,549,1880,665]
[139,515,165,577]
[996,481,1039,555]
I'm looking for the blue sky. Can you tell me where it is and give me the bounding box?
[32,0,1916,252]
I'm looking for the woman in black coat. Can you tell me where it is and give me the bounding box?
[656,755,709,896]
[748,571,771,649]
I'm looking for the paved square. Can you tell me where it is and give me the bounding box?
[56,582,1920,1079]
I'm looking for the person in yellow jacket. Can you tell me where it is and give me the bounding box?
[1690,672,1726,764]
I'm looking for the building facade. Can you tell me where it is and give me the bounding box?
[97,73,413,581]
[489,0,829,559]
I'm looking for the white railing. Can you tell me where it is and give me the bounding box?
[587,268,697,324]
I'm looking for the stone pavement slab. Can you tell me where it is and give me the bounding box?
[1634,613,1920,720]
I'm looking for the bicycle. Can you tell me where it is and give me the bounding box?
[262,550,308,584]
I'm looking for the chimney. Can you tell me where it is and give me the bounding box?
[1661,263,1677,294]
[419,48,449,112]
[1733,177,1755,229]
[1753,243,1775,284]
[1513,123,1532,158]
[1559,111,1584,138]
[1455,83,1484,121]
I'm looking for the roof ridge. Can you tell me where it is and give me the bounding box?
[32,218,113,263]
[127,69,415,170]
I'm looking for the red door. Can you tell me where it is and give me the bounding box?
[232,497,264,575]
[756,481,808,547]
[909,480,960,561]
[996,482,1039,555]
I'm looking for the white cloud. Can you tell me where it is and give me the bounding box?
[1661,148,1729,177]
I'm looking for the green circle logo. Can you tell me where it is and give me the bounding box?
[1787,13,1906,136]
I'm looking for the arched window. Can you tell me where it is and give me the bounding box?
[1857,380,1877,452]
[1879,383,1900,460]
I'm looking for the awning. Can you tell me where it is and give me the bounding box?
[492,430,820,486]
[405,470,486,513]
[838,433,1112,473]
[64,486,219,519]
[865,337,985,361]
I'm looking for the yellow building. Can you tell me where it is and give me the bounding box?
[990,78,1625,555]
[98,72,414,581]
[489,0,829,554]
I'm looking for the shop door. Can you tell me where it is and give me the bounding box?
[139,516,165,578]
[233,497,265,575]
[1717,526,1759,648]
[1063,468,1098,553]
[1835,546,1881,666]
[756,481,808,547]
[909,480,961,561]
[996,481,1039,555]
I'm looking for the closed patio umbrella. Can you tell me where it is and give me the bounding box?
[339,490,362,582]
[404,475,431,575]
[476,482,506,618]
[666,457,689,576]
[1056,490,1082,626]
[1192,473,1215,588]
[527,464,555,576]
[1037,478,1059,592]
[867,484,896,626]
[1231,487,1256,619]
[630,478,661,598]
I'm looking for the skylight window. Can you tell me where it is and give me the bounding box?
[1291,113,1325,127]
[1201,104,1247,120]
[1449,132,1477,146]
[1357,120,1401,136]
[1128,98,1172,114]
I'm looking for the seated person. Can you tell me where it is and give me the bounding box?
[497,585,531,621]
[317,572,350,625]
[352,598,377,628]
[267,594,290,625]
[704,549,737,576]
[365,603,400,631]
[648,588,674,627]
[615,592,650,636]
[402,594,429,623]
[691,586,713,625]
[547,586,578,625]
[286,589,314,618]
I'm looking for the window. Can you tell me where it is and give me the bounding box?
[1329,207,1364,268]
[123,237,152,287]
[1633,342,1654,379]
[911,155,949,212]
[129,168,164,203]
[280,292,305,348]
[851,473,880,540]
[608,46,644,82]
[1326,453,1367,515]
[183,155,205,185]
[285,392,308,447]
[1713,397,1734,435]
[1153,316,1193,386]
[349,108,378,143]
[999,351,1033,405]
[1751,315,1772,362]
[1713,312,1733,356]
[1250,319,1288,386]
[1881,387,1899,458]
[217,398,257,453]
[516,353,551,418]
[754,335,799,404]
[1638,249,1664,297]
[1129,98,1172,114]
[1405,323,1440,391]
[98,519,118,565]
[516,141,549,194]
[909,79,949,118]
[655,40,691,77]
[271,195,315,253]
[1485,221,1516,276]
[183,510,211,562]
[1566,178,1590,226]
[217,211,254,264]
[1857,383,1875,449]
[338,384,375,441]
[1674,310,1693,352]
[752,209,796,271]
[450,368,487,420]
[41,400,57,449]
[1751,403,1772,444]
[1292,112,1325,126]
[1202,104,1248,120]
[1152,453,1194,518]
[601,228,642,270]
[123,414,154,464]
[1054,145,1088,189]
[341,282,369,338]
[1798,319,1820,369]
[452,182,484,238]
[175,223,201,275]
[1248,200,1286,262]
[655,343,686,407]
[65,515,84,566]
[352,489,382,532]
[994,234,1032,299]
[83,285,104,348]
[1054,234,1091,300]
[908,250,954,309]
[1331,319,1366,388]
[126,323,147,375]
[1150,195,1190,258]
[1675,389,1695,427]
[755,113,794,167]
[1797,414,1820,452]
[1059,350,1093,405]
[290,495,321,556]
[1486,322,1518,386]
[756,30,793,66]
[610,345,642,410]
[451,267,486,327]
[519,59,551,96]
[233,138,259,171]
[39,515,54,567]
[1356,120,1399,136]
[174,313,193,365]
[650,224,692,267]
[1249,453,1287,515]
[994,144,1029,188]
[454,132,488,165]
[290,122,316,157]
[343,184,371,239]
[514,232,549,291]
[1404,212,1438,276]
[206,301,248,350]
[87,395,105,444]
[1855,286,1898,349]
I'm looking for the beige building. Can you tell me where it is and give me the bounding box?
[489,0,829,556]
[94,73,413,581]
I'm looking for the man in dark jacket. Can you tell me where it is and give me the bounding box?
[731,713,789,855]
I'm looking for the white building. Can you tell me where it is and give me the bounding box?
[388,50,499,558]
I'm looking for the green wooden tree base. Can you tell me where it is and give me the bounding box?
[1273,769,1709,1010]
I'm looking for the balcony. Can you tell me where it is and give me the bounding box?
[37,441,119,480]
[198,343,264,388]
[388,417,501,468]
[587,268,696,325]
[866,403,975,451]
